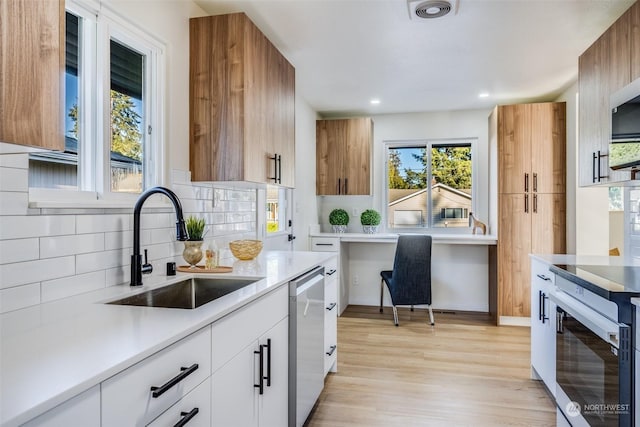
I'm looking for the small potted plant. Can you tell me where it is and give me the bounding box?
[183,216,206,268]
[329,208,349,233]
[360,209,381,234]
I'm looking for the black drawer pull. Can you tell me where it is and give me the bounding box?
[536,274,551,282]
[316,243,334,246]
[254,344,265,395]
[265,339,272,387]
[326,302,337,311]
[174,408,199,427]
[326,345,337,356]
[326,269,337,276]
[150,364,199,398]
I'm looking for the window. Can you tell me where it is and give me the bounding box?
[266,185,287,233]
[386,139,475,229]
[29,1,163,200]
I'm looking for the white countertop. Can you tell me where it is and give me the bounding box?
[310,232,497,245]
[0,250,333,427]
[530,253,640,267]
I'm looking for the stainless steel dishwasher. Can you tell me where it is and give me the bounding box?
[289,266,325,427]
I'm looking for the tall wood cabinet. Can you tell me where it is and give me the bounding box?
[189,13,295,187]
[492,102,566,320]
[0,0,64,150]
[316,118,372,195]
[578,1,638,186]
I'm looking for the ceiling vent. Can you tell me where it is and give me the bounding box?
[407,0,458,20]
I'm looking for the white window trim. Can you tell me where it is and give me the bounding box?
[28,0,166,209]
[383,137,478,234]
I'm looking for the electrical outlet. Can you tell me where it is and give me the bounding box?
[352,275,359,286]
[352,208,358,216]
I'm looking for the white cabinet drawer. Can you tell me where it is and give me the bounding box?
[102,327,212,427]
[211,285,288,372]
[324,256,338,275]
[148,377,211,427]
[22,386,100,427]
[310,237,340,252]
[324,269,338,375]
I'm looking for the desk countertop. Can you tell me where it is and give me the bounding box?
[310,232,497,245]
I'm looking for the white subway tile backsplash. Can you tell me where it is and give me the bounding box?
[171,169,190,185]
[145,242,176,261]
[76,249,128,275]
[139,213,173,230]
[0,282,40,313]
[0,216,76,240]
[106,264,130,287]
[0,153,28,168]
[0,256,75,288]
[76,214,130,234]
[150,228,175,244]
[40,233,105,259]
[0,168,28,192]
[226,212,254,223]
[41,271,106,303]
[0,238,39,264]
[0,192,28,215]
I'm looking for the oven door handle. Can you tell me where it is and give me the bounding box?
[549,291,623,348]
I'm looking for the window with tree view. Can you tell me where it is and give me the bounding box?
[387,140,474,229]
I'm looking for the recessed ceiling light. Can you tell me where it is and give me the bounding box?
[478,92,490,98]
[370,99,381,105]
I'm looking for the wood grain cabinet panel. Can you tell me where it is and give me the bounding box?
[316,117,372,195]
[631,1,640,81]
[0,0,64,150]
[492,102,566,321]
[189,13,295,187]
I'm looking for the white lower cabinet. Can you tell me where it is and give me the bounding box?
[21,386,100,427]
[324,256,338,375]
[530,258,556,396]
[148,377,211,427]
[101,326,212,427]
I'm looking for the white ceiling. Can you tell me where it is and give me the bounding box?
[193,0,635,116]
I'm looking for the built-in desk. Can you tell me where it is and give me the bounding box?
[309,232,497,318]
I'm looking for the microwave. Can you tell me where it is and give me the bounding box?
[609,77,640,171]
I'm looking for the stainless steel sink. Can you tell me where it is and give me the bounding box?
[107,277,259,309]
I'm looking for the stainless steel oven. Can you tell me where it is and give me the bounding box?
[551,290,631,427]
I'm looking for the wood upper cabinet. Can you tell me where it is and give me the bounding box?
[0,0,64,150]
[316,117,372,195]
[492,102,566,320]
[578,1,636,186]
[498,103,566,195]
[189,13,295,187]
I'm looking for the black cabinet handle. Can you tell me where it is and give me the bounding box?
[533,194,538,213]
[254,345,264,395]
[326,345,337,356]
[538,290,543,321]
[532,173,537,192]
[265,339,271,387]
[150,364,199,398]
[316,243,334,247]
[541,293,549,324]
[270,154,278,183]
[173,408,199,427]
[524,173,529,192]
[344,178,348,194]
[326,302,337,311]
[277,155,282,184]
[592,152,597,183]
[326,269,337,275]
[524,194,529,213]
[536,274,551,282]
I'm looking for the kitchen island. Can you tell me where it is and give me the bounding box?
[0,250,333,427]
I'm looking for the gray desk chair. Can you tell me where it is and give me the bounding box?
[379,235,434,326]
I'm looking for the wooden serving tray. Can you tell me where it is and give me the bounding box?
[177,265,233,273]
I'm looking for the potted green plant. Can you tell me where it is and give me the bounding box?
[329,208,349,233]
[183,216,206,267]
[360,209,381,234]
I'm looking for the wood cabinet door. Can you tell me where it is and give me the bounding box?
[0,0,64,150]
[343,117,372,195]
[632,1,640,81]
[498,194,531,317]
[316,120,344,195]
[498,104,531,194]
[608,7,632,94]
[270,50,295,188]
[530,102,566,194]
[530,193,566,255]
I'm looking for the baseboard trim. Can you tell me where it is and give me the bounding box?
[499,316,530,327]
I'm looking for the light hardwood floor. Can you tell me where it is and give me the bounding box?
[307,306,556,427]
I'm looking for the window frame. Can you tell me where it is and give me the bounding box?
[28,0,165,207]
[383,138,478,233]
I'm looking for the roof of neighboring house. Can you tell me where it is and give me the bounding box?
[29,136,141,166]
[388,183,471,206]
